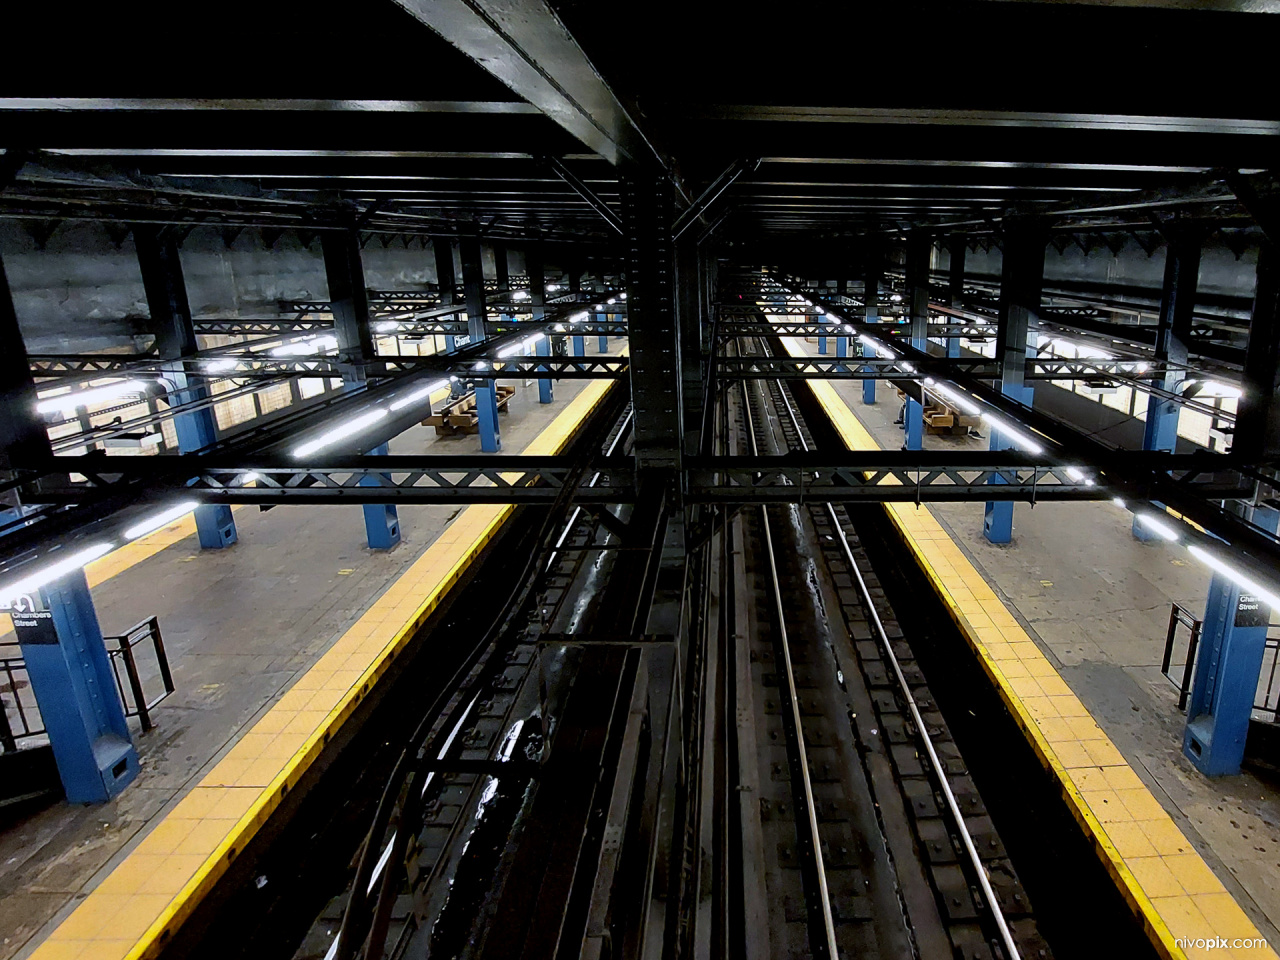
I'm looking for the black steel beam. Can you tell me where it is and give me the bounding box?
[321,230,376,384]
[0,250,51,472]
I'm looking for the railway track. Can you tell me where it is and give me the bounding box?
[282,333,1057,960]
[726,336,1051,960]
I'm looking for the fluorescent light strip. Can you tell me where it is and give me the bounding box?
[36,379,146,414]
[0,543,115,606]
[1188,546,1280,609]
[204,359,239,374]
[922,379,981,416]
[389,379,449,412]
[293,409,389,458]
[980,413,1044,455]
[123,501,199,540]
[1135,512,1180,541]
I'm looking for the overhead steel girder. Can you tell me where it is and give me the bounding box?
[9,450,1245,507]
[771,271,1280,585]
[28,355,629,380]
[192,318,333,335]
[713,355,1170,381]
[18,456,637,506]
[393,0,673,174]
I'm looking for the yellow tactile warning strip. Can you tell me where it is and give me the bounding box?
[26,378,615,960]
[778,333,1276,960]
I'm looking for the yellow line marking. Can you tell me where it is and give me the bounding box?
[27,377,619,960]
[778,330,1276,960]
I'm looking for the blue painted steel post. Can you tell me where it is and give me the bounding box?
[1135,234,1199,540]
[528,246,553,404]
[836,328,848,361]
[535,336,554,404]
[461,236,500,452]
[1185,506,1280,775]
[10,570,139,802]
[947,234,966,363]
[572,333,585,355]
[984,220,1045,543]
[818,314,828,355]
[322,230,399,550]
[863,259,879,405]
[172,402,238,548]
[359,442,401,550]
[861,341,877,404]
[598,311,608,352]
[903,230,930,451]
[135,225,237,548]
[475,382,501,452]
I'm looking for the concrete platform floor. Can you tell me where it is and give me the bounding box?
[0,366,613,960]
[810,347,1280,944]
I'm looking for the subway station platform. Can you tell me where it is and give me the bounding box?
[1,365,619,960]
[785,333,1280,959]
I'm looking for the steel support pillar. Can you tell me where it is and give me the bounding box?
[622,175,682,472]
[461,237,499,451]
[10,570,139,802]
[903,230,931,451]
[1235,243,1280,462]
[818,314,828,355]
[573,334,586,355]
[321,230,401,547]
[1184,505,1280,775]
[321,230,376,387]
[528,245,553,404]
[494,243,509,293]
[1134,233,1199,540]
[862,257,879,405]
[984,220,1045,544]
[946,237,963,359]
[359,443,401,550]
[135,225,236,549]
[676,237,704,454]
[0,249,51,477]
[434,237,456,304]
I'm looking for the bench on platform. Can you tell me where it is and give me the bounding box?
[423,386,516,436]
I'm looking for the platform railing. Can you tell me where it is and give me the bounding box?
[0,616,174,752]
[1161,602,1280,721]
[105,616,175,733]
[0,644,44,752]
[1161,603,1203,711]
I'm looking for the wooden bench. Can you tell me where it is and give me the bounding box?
[423,386,516,436]
[897,389,983,436]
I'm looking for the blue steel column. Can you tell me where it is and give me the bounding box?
[862,254,879,405]
[461,236,500,452]
[984,220,1045,543]
[947,235,965,359]
[11,570,140,802]
[903,230,931,451]
[573,332,586,355]
[1134,232,1199,540]
[321,230,400,549]
[1185,248,1280,773]
[818,313,829,355]
[134,225,236,548]
[0,250,139,801]
[527,245,553,404]
[1185,506,1280,775]
[597,310,608,353]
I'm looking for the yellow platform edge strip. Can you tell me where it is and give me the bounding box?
[781,331,1274,960]
[29,379,616,960]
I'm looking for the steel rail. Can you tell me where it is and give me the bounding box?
[739,371,840,960]
[764,345,1023,960]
